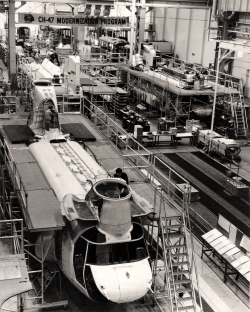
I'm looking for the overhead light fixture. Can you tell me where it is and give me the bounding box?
[94,5,101,16]
[85,4,92,16]
[103,5,111,16]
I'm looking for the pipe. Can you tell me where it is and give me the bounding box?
[146,7,153,14]
[22,0,112,3]
[227,11,235,20]
[212,0,221,20]
[209,48,233,153]
[207,7,212,42]
[209,46,221,154]
[212,0,217,18]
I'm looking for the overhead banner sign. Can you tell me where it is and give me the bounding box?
[18,13,129,27]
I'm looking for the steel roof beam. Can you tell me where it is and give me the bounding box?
[14,0,113,4]
[115,1,211,9]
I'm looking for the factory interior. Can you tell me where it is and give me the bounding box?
[0,0,250,312]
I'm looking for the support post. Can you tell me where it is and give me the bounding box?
[8,0,17,90]
[209,47,221,153]
[129,0,136,63]
[136,2,146,54]
[209,48,233,153]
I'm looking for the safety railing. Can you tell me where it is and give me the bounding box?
[80,65,122,90]
[162,55,242,93]
[79,52,125,67]
[82,99,191,212]
[81,98,219,241]
[0,96,19,114]
[58,94,81,114]
[151,155,189,200]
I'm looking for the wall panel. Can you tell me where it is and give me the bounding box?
[154,7,216,67]
[187,10,205,64]
[153,7,165,41]
[164,8,178,46]
[232,56,250,98]
[174,9,190,60]
[218,0,250,12]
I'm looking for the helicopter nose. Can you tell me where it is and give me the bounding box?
[90,259,152,303]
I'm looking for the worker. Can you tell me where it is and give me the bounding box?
[185,70,195,86]
[114,168,129,185]
[49,49,60,66]
[113,168,129,197]
[44,105,55,131]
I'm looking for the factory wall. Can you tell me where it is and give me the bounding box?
[231,13,250,98]
[154,8,217,67]
[232,55,250,98]
[218,0,250,12]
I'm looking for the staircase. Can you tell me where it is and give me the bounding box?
[152,188,202,312]
[234,101,248,139]
[229,80,248,139]
[30,262,63,305]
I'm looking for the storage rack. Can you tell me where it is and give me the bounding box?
[109,87,128,117]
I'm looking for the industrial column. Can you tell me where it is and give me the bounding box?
[135,0,146,53]
[8,0,16,88]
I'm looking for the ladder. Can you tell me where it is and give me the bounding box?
[229,80,248,139]
[152,187,203,312]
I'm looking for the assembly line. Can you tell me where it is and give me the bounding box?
[0,1,250,312]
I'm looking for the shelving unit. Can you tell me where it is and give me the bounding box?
[109,87,128,117]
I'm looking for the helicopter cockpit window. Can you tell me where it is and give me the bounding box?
[81,223,148,266]
[86,237,147,265]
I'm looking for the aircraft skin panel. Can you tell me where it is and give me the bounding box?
[52,141,107,191]
[60,227,75,280]
[58,224,90,300]
[90,258,152,303]
[16,162,51,191]
[29,141,85,202]
[25,189,64,231]
[66,140,107,179]
[33,84,57,109]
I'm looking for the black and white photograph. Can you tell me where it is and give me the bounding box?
[0,1,249,312]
